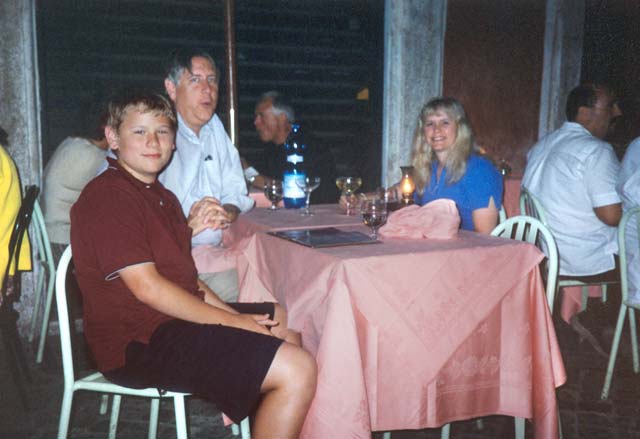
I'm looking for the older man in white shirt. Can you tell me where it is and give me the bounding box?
[523,83,622,278]
[160,48,254,301]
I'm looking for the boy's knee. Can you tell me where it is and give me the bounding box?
[290,349,317,391]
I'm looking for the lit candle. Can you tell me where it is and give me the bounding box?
[401,177,415,195]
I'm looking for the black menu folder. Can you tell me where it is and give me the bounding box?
[268,227,379,248]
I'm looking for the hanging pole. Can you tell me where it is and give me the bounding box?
[223,0,238,146]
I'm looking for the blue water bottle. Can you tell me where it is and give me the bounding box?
[282,124,307,209]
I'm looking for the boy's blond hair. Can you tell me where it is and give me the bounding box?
[106,89,177,132]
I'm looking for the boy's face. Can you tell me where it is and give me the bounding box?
[105,108,175,183]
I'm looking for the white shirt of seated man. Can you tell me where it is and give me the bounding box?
[522,86,622,276]
[618,137,640,305]
[159,55,254,249]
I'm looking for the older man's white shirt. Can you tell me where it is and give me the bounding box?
[618,137,640,304]
[522,121,621,276]
[159,113,254,247]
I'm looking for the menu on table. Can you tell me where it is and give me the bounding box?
[268,227,379,248]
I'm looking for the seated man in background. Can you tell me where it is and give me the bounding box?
[71,89,316,437]
[42,95,109,262]
[250,91,336,202]
[617,135,640,305]
[522,83,622,348]
[160,48,254,302]
[522,82,622,278]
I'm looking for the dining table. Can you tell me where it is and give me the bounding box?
[223,204,567,439]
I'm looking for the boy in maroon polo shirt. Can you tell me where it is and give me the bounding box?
[70,89,316,437]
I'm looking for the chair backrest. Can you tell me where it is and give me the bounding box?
[519,187,548,226]
[55,245,76,385]
[498,204,507,224]
[491,215,559,313]
[31,200,56,277]
[618,207,640,303]
[2,185,39,296]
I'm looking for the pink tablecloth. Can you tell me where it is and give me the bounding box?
[235,226,566,438]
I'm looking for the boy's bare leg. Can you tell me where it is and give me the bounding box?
[253,343,317,438]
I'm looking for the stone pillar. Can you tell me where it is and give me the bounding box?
[381,0,447,186]
[538,0,585,138]
[0,0,43,334]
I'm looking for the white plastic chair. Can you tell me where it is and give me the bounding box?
[601,207,640,399]
[55,245,251,438]
[491,215,559,312]
[55,245,189,439]
[519,187,548,226]
[520,187,614,307]
[498,204,507,224]
[28,200,56,363]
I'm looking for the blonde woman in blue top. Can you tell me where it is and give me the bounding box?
[412,97,503,233]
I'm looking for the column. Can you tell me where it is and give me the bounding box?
[381,0,447,186]
[538,0,585,138]
[0,0,43,334]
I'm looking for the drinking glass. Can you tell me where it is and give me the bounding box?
[336,176,363,215]
[296,176,321,216]
[361,198,388,240]
[377,186,400,212]
[263,179,283,211]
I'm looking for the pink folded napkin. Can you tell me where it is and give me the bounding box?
[378,199,460,239]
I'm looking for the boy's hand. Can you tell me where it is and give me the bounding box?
[188,197,231,235]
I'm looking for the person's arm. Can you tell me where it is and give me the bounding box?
[471,197,499,234]
[118,263,274,336]
[594,203,622,226]
[587,144,622,227]
[196,278,239,313]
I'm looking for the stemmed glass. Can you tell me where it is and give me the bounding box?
[361,198,388,240]
[295,176,321,216]
[377,186,400,212]
[336,176,363,215]
[263,179,283,211]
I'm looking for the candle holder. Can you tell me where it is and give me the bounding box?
[399,165,415,206]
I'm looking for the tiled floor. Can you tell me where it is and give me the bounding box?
[2,289,640,438]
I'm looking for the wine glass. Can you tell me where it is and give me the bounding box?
[296,176,321,216]
[263,179,283,211]
[377,186,400,212]
[336,176,363,215]
[361,198,387,240]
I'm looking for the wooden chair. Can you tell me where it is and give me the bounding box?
[1,184,39,409]
[601,207,640,399]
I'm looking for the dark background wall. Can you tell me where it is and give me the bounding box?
[582,0,640,156]
[36,0,640,184]
[36,0,384,199]
[443,0,546,175]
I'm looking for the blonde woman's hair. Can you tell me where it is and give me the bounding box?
[411,97,474,194]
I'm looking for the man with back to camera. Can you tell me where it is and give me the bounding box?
[248,91,336,202]
[159,48,254,302]
[522,83,622,347]
[522,82,622,278]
